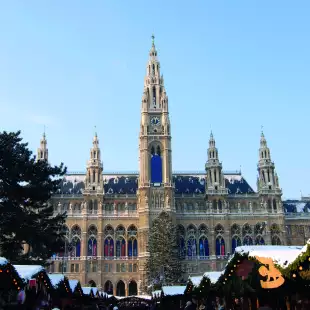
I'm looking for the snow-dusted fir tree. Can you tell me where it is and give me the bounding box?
[145,212,182,286]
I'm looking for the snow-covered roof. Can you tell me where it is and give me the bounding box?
[204,272,223,284]
[48,274,65,288]
[14,265,44,281]
[234,245,303,267]
[162,286,186,296]
[152,290,161,297]
[0,257,8,266]
[189,275,203,287]
[81,287,93,295]
[68,279,79,292]
[189,271,223,287]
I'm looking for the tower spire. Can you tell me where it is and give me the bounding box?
[257,131,281,195]
[85,131,103,193]
[205,132,227,195]
[37,129,48,161]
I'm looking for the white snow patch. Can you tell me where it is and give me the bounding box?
[162,286,186,296]
[234,245,303,267]
[68,279,79,292]
[189,271,223,287]
[81,287,93,295]
[48,274,65,288]
[295,202,307,212]
[152,290,161,297]
[14,265,44,281]
[190,275,203,287]
[204,271,223,284]
[0,257,8,266]
[225,174,242,183]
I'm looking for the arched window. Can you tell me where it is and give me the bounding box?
[128,238,138,257]
[243,235,253,246]
[117,280,125,297]
[71,236,81,257]
[199,237,209,257]
[88,237,97,256]
[150,145,162,183]
[179,236,185,258]
[255,235,265,245]
[116,238,126,257]
[152,64,155,75]
[231,236,241,253]
[104,281,113,294]
[128,280,138,296]
[87,225,98,256]
[152,86,156,106]
[216,236,225,256]
[104,237,114,257]
[271,235,281,245]
[187,237,197,257]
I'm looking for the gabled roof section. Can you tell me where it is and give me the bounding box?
[55,171,255,196]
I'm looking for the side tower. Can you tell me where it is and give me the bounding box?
[84,131,104,195]
[257,131,284,244]
[137,36,174,288]
[205,132,228,212]
[37,132,48,161]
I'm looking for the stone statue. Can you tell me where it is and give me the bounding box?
[145,195,148,204]
[264,201,267,210]
[69,202,73,211]
[58,202,62,209]
[166,194,170,206]
[125,201,128,210]
[238,202,241,213]
[249,201,253,213]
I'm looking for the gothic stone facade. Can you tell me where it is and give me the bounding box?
[40,39,310,296]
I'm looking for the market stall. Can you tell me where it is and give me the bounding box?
[14,264,53,309]
[0,258,24,307]
[215,245,303,309]
[48,274,72,308]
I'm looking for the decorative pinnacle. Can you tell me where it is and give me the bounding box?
[43,125,46,139]
[151,34,155,46]
[94,125,97,137]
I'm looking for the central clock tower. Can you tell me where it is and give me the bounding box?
[137,37,174,290]
[139,35,173,189]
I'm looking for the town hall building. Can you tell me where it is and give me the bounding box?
[38,37,310,296]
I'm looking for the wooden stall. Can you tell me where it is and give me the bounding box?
[0,257,24,307]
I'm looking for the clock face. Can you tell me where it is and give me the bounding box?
[151,116,160,126]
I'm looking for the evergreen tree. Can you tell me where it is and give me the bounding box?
[145,212,182,286]
[0,131,67,264]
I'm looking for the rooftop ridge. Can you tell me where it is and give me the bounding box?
[66,170,242,175]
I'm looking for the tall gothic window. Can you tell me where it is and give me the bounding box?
[150,145,162,184]
[152,87,156,107]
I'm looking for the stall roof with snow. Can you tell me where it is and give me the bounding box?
[14,265,45,281]
[162,286,186,296]
[233,245,303,268]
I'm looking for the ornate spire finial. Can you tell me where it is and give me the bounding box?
[261,125,264,136]
[43,125,46,139]
[151,34,155,46]
[94,125,97,137]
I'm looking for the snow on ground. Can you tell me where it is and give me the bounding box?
[14,265,44,281]
[235,245,303,267]
[162,286,186,296]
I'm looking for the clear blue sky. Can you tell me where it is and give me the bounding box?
[0,1,309,199]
